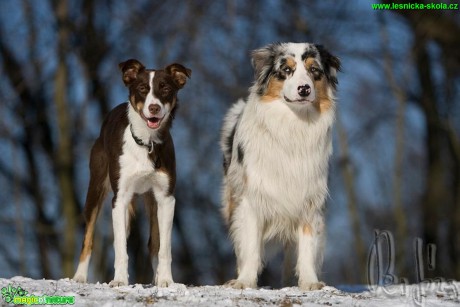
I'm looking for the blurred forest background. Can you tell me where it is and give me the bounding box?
[0,0,459,287]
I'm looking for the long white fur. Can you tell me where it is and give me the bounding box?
[222,43,336,290]
[109,71,175,287]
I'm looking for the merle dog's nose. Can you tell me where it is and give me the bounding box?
[149,104,161,115]
[298,84,311,97]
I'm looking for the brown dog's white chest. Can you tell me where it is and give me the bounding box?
[118,127,170,195]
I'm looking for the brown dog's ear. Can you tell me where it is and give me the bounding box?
[118,59,145,86]
[165,63,192,88]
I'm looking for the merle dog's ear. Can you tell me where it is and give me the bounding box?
[118,59,145,86]
[251,45,275,82]
[165,63,192,88]
[251,44,278,95]
[315,45,341,89]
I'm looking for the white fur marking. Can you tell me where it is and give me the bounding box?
[155,190,175,287]
[144,72,167,119]
[111,197,130,286]
[73,255,91,283]
[128,78,164,144]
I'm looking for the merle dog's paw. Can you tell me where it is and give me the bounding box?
[299,281,326,291]
[224,279,256,289]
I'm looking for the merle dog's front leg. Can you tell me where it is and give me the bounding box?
[297,215,325,291]
[225,197,262,289]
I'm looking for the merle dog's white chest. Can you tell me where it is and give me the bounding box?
[237,101,333,219]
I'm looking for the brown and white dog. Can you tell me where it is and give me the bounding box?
[221,43,340,290]
[73,59,191,287]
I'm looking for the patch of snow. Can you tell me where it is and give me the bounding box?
[0,277,458,306]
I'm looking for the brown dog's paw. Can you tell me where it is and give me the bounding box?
[156,278,174,288]
[109,279,128,287]
[72,274,87,283]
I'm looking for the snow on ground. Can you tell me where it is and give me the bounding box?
[0,276,459,306]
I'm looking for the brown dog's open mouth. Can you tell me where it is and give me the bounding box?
[140,112,164,129]
[146,116,163,129]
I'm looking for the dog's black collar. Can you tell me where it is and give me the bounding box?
[129,124,161,168]
[130,124,155,153]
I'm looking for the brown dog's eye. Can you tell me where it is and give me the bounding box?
[162,87,171,95]
[138,84,149,94]
[158,80,170,91]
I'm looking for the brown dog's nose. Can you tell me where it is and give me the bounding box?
[149,104,161,115]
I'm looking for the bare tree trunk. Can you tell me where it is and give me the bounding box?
[0,39,55,279]
[387,1,460,280]
[413,35,446,278]
[446,122,460,278]
[378,15,409,278]
[13,141,26,275]
[443,50,460,280]
[53,0,77,278]
[336,117,366,283]
[77,0,111,119]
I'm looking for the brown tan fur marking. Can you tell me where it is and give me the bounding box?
[261,56,297,102]
[261,77,284,102]
[285,57,296,71]
[305,58,332,113]
[79,210,97,261]
[302,224,313,236]
[223,185,236,224]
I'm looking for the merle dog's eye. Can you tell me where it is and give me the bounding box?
[310,67,319,73]
[283,67,292,74]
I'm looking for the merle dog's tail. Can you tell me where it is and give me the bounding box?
[220,99,246,174]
